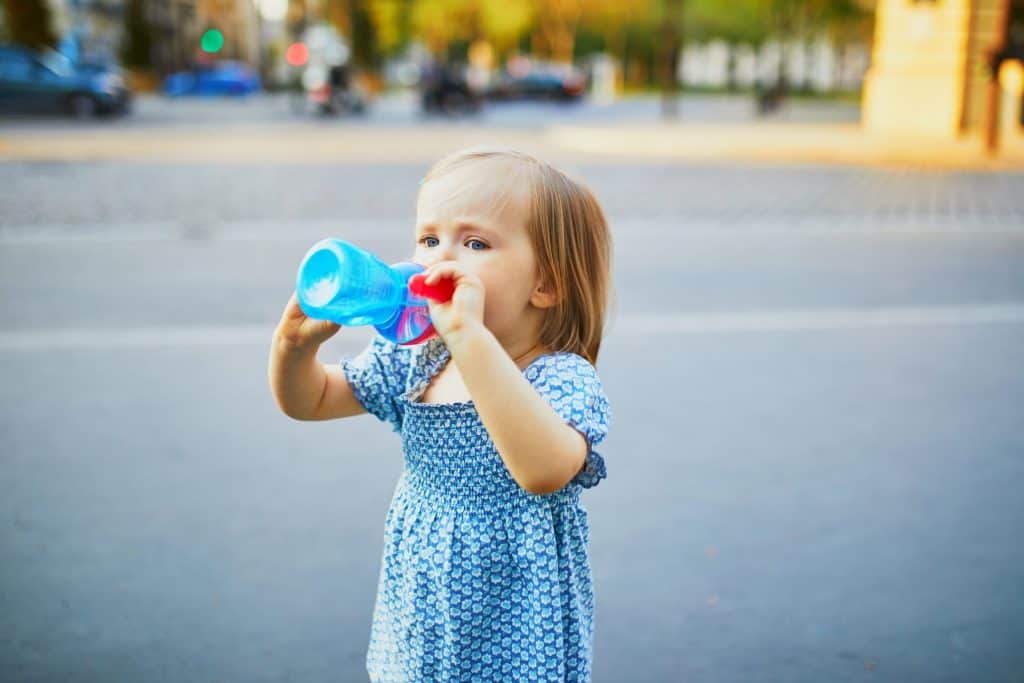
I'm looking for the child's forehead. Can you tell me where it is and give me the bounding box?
[416,163,530,227]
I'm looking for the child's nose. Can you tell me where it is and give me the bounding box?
[423,242,458,266]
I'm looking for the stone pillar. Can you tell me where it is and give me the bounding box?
[863,0,972,137]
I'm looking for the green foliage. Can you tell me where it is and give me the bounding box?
[674,0,870,47]
[684,0,771,45]
[479,0,533,54]
[369,0,407,56]
[351,4,378,67]
[409,0,473,55]
[358,0,872,67]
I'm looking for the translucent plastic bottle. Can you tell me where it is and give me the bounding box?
[295,237,453,345]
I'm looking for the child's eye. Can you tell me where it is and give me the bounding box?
[418,236,489,251]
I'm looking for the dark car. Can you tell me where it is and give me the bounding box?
[487,63,586,102]
[419,62,482,116]
[0,45,131,117]
[163,61,261,97]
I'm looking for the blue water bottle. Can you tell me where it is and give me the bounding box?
[295,238,447,345]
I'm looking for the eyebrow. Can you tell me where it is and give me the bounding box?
[416,222,494,237]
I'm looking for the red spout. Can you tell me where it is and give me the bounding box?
[408,272,456,303]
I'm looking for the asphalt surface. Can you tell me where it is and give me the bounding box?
[1,97,1023,682]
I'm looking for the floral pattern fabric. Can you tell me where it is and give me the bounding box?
[340,334,612,682]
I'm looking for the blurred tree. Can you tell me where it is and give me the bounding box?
[121,0,154,69]
[618,11,658,86]
[682,0,769,91]
[409,0,532,62]
[531,0,585,63]
[680,0,871,94]
[759,0,871,93]
[324,0,380,68]
[684,0,768,45]
[328,0,870,88]
[479,0,534,58]
[819,0,874,90]
[351,2,377,67]
[4,0,58,50]
[368,0,408,57]
[580,0,652,59]
[410,0,475,57]
[531,0,647,63]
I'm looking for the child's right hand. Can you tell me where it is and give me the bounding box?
[274,292,342,352]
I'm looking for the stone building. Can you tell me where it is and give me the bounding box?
[862,0,1024,138]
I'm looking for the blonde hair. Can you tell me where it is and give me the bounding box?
[420,147,614,365]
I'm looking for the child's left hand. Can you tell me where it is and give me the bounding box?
[420,261,485,344]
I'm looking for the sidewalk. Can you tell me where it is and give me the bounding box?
[546,121,1024,170]
[2,118,1022,170]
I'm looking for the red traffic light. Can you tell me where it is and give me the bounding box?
[286,42,309,67]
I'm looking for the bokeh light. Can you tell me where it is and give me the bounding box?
[200,29,224,54]
[285,42,309,67]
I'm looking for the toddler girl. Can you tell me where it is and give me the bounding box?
[269,146,613,682]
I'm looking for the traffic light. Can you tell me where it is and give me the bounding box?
[201,29,224,53]
[286,41,309,67]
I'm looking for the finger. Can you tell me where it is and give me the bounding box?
[427,262,461,285]
[282,292,301,322]
[425,264,443,284]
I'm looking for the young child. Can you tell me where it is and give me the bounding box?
[269,146,613,682]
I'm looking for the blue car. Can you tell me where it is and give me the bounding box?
[0,45,131,117]
[163,61,261,97]
[487,64,587,102]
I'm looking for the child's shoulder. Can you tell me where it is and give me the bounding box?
[526,349,612,438]
[524,349,603,388]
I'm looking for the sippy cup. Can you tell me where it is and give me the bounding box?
[295,238,454,345]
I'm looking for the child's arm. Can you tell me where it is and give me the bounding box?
[268,294,367,421]
[447,326,588,496]
[269,339,367,420]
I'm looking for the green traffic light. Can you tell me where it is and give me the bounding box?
[201,29,224,53]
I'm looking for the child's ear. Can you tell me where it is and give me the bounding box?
[530,278,560,309]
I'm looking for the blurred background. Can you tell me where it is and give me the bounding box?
[0,0,1018,134]
[2,1,1024,682]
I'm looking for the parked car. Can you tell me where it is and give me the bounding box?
[163,61,260,97]
[487,62,586,102]
[0,44,131,117]
[419,62,483,116]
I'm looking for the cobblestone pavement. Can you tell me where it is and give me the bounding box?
[2,160,1023,233]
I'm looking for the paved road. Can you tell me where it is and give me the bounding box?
[1,102,1022,682]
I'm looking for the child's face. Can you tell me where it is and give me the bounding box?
[413,161,550,343]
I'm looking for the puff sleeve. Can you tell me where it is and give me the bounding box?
[339,334,413,433]
[525,353,612,489]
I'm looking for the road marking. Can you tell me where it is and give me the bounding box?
[1,304,1022,351]
[615,304,1024,334]
[0,325,277,351]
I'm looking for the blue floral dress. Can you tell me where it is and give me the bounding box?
[340,333,612,683]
